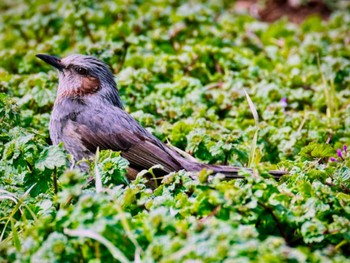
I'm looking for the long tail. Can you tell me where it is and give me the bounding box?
[165,144,286,180]
[194,163,286,179]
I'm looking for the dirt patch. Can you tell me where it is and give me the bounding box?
[235,0,331,23]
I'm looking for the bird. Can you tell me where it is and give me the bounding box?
[36,53,285,181]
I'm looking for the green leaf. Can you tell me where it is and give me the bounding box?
[301,220,327,243]
[35,145,67,171]
[300,142,335,160]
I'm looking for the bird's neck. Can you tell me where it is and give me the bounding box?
[99,84,124,109]
[54,90,123,113]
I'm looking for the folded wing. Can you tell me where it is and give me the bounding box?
[65,104,184,173]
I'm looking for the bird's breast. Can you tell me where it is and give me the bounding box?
[49,101,93,162]
[49,98,85,145]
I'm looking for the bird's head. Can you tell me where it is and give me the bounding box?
[36,54,123,108]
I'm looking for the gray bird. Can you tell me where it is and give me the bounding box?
[36,54,284,180]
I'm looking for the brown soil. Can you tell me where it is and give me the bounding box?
[234,0,331,23]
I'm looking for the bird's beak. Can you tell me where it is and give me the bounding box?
[36,54,64,71]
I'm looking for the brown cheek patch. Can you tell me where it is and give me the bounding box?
[81,76,101,95]
[56,76,101,102]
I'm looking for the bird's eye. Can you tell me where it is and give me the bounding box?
[74,66,88,75]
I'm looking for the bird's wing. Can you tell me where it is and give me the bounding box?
[65,105,183,173]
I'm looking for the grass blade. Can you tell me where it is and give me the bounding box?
[248,129,259,168]
[94,147,103,193]
[244,89,260,168]
[244,89,259,125]
[64,228,130,263]
[0,196,18,204]
[10,218,21,251]
[0,184,36,243]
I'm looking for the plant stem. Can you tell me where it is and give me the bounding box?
[115,41,129,74]
[258,201,290,245]
[53,168,58,195]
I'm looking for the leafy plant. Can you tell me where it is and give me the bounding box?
[1,0,350,261]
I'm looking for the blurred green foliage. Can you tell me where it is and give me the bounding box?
[1,0,350,261]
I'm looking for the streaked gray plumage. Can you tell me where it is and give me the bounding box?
[37,54,284,180]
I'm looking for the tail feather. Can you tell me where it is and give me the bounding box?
[183,161,286,180]
[164,144,286,180]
